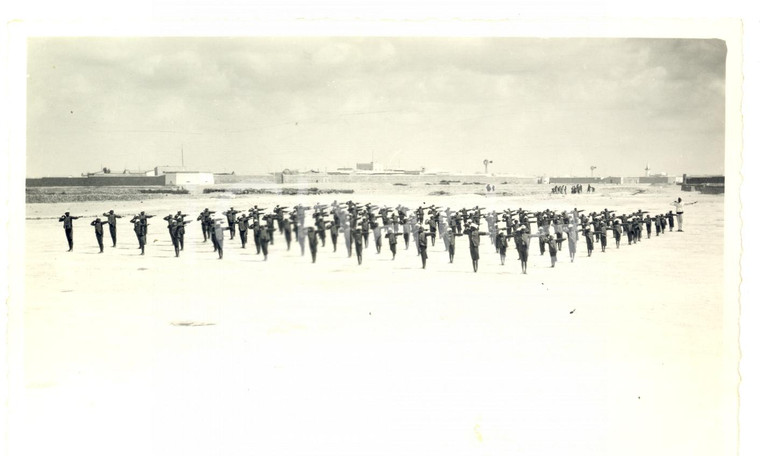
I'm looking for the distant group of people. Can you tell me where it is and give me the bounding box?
[550,184,596,194]
[56,196,696,274]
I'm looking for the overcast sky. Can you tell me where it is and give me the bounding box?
[26,37,726,177]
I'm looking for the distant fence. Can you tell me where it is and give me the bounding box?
[26,176,166,187]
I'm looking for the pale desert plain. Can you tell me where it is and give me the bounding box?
[15,182,735,456]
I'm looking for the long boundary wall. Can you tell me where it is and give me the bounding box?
[682,175,724,185]
[548,177,603,184]
[279,173,538,185]
[214,174,276,184]
[550,176,676,184]
[26,176,166,187]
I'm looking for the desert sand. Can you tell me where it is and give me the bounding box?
[17,183,733,456]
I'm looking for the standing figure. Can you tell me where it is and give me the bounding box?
[176,218,190,250]
[274,205,287,234]
[443,227,463,263]
[129,214,148,255]
[495,228,508,265]
[373,219,384,254]
[582,224,595,257]
[327,221,340,252]
[417,227,434,269]
[102,210,122,247]
[163,214,178,253]
[670,197,695,232]
[251,219,262,254]
[342,214,353,257]
[384,227,403,260]
[351,226,364,265]
[360,216,370,248]
[168,219,181,257]
[400,210,411,249]
[315,215,327,248]
[198,208,214,242]
[538,227,547,256]
[554,220,564,251]
[58,212,81,251]
[212,220,229,259]
[282,217,293,251]
[597,223,609,252]
[237,214,251,248]
[465,223,489,273]
[613,219,623,248]
[547,234,558,267]
[426,217,437,247]
[564,221,579,263]
[136,211,154,235]
[265,214,277,246]
[307,227,319,263]
[654,215,662,236]
[411,218,421,255]
[223,207,239,239]
[259,221,271,260]
[90,217,109,253]
[509,226,530,274]
[197,211,208,242]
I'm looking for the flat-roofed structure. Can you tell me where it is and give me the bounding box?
[164,172,214,186]
[681,174,724,194]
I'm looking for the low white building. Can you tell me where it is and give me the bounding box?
[148,165,187,176]
[164,172,214,186]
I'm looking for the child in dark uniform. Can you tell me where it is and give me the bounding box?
[384,227,403,260]
[90,218,108,253]
[495,228,508,265]
[583,224,595,257]
[465,223,489,273]
[352,226,364,265]
[547,234,558,267]
[307,227,319,263]
[417,227,434,269]
[259,222,271,261]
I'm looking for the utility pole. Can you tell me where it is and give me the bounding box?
[483,159,493,174]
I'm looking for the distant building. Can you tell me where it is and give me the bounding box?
[356,162,384,172]
[148,165,187,176]
[639,175,676,184]
[164,172,214,185]
[83,168,151,177]
[681,174,724,194]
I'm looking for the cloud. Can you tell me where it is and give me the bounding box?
[26,37,726,177]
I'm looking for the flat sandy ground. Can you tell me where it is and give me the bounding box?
[17,184,732,456]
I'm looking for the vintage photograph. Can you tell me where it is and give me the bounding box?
[14,27,741,455]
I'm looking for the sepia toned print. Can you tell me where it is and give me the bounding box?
[18,31,741,456]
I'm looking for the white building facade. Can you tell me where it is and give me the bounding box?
[164,172,214,185]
